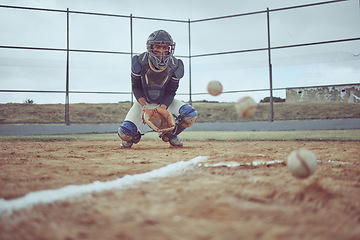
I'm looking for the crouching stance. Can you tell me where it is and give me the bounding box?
[118,29,197,148]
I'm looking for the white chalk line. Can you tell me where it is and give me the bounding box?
[199,160,285,168]
[199,159,356,168]
[0,156,208,216]
[323,160,354,165]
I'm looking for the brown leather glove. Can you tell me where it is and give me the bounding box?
[142,107,175,133]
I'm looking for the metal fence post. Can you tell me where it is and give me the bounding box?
[267,8,274,122]
[65,8,70,125]
[188,19,192,105]
[130,14,134,105]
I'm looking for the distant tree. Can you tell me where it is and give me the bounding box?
[194,100,219,103]
[260,97,285,103]
[24,99,35,104]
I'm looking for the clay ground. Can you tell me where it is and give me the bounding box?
[0,135,360,240]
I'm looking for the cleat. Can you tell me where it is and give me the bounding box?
[160,132,183,147]
[159,132,170,142]
[169,135,183,147]
[120,141,133,149]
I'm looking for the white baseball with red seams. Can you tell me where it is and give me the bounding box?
[234,96,257,118]
[207,80,223,96]
[287,149,318,178]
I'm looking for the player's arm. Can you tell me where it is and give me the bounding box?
[160,59,184,108]
[131,55,147,106]
[161,80,178,108]
[132,75,148,112]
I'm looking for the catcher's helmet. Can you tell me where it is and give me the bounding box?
[146,30,175,70]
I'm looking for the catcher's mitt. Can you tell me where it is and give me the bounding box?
[143,107,175,133]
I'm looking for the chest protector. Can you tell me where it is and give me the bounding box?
[137,52,178,104]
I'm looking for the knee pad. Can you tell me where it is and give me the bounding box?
[178,104,197,128]
[118,121,141,144]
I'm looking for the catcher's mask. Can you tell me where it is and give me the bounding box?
[146,30,175,70]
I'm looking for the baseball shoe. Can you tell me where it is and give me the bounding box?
[160,133,183,147]
[160,132,170,142]
[169,135,183,147]
[120,141,133,149]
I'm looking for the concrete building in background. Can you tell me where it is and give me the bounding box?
[286,84,360,103]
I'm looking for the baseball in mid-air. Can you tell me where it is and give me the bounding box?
[287,149,318,179]
[207,80,223,96]
[234,96,257,118]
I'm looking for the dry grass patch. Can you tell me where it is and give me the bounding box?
[0,102,359,124]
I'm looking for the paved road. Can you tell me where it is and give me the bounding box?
[0,119,359,136]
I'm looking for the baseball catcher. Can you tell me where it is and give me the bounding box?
[118,29,197,148]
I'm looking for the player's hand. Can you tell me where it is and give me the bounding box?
[141,105,149,124]
[142,104,149,112]
[159,104,167,110]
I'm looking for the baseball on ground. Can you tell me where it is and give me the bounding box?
[207,80,223,96]
[234,96,257,118]
[287,149,317,178]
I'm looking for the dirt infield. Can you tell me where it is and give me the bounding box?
[1,137,360,240]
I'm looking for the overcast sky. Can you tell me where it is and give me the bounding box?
[0,0,359,104]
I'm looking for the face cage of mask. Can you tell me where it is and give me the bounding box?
[147,42,175,68]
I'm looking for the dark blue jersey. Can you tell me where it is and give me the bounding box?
[131,52,184,107]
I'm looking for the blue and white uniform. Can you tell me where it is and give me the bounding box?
[118,30,197,148]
